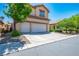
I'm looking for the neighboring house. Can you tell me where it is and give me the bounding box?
[0,21,12,32]
[0,16,6,31]
[0,16,11,32]
[0,20,6,31]
[6,23,12,31]
[49,21,58,30]
[0,20,4,30]
[16,4,49,33]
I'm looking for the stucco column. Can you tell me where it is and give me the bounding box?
[30,22,32,33]
[46,23,49,32]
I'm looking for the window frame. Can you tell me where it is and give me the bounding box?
[39,9,45,17]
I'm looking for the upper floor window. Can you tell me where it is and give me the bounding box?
[30,10,36,16]
[31,13,35,16]
[39,10,45,17]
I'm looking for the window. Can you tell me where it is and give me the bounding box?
[30,10,35,16]
[39,10,45,17]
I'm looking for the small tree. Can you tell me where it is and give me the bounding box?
[57,14,79,34]
[57,18,69,32]
[4,3,32,30]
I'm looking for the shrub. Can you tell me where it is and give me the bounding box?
[11,30,21,37]
[49,29,56,32]
[49,29,52,32]
[0,30,2,33]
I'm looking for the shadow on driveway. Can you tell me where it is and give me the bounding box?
[0,36,25,56]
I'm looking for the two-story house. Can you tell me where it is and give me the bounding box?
[16,4,49,33]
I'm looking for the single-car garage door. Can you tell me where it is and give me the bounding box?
[31,23,47,32]
[21,22,30,33]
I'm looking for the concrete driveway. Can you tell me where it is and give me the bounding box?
[6,35,79,56]
[21,32,70,44]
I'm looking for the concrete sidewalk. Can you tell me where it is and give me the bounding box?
[6,35,79,56]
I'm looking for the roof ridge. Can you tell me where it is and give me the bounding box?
[31,4,49,12]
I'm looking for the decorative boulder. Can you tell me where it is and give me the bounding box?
[19,35,30,44]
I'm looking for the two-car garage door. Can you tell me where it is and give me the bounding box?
[20,22,47,33]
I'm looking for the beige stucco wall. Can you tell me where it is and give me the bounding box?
[30,8,36,16]
[30,6,48,18]
[49,24,57,30]
[35,6,48,18]
[0,23,7,30]
[47,23,50,32]
[16,23,21,32]
[26,17,49,24]
[0,24,2,29]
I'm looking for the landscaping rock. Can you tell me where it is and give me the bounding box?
[62,31,66,34]
[19,36,30,44]
[72,31,77,34]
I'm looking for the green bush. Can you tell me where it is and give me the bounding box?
[49,29,53,32]
[0,29,2,33]
[11,30,21,37]
[49,29,56,32]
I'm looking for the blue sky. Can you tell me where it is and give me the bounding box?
[0,3,79,23]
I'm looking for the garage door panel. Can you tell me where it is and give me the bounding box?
[31,23,47,32]
[21,22,30,33]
